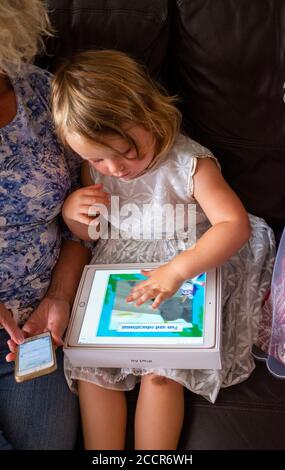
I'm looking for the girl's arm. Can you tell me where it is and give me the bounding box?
[127,158,251,308]
[169,157,251,280]
[62,162,110,241]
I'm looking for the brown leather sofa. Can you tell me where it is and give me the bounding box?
[39,0,285,449]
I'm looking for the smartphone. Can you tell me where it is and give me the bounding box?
[14,331,57,383]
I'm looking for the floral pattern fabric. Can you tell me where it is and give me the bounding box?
[0,64,81,325]
[65,134,276,403]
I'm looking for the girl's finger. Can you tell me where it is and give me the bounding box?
[84,183,104,191]
[141,269,153,278]
[82,194,110,204]
[78,213,100,225]
[127,287,149,302]
[129,280,150,295]
[151,293,165,309]
[135,291,154,306]
[82,187,109,196]
[128,292,139,303]
[127,284,157,303]
[88,202,110,213]
[78,204,109,216]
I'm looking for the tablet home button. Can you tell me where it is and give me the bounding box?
[79,302,86,307]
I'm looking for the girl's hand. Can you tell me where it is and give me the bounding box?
[126,264,185,309]
[62,184,110,225]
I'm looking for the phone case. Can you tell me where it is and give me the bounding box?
[14,333,57,383]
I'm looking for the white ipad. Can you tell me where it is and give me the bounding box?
[66,263,219,350]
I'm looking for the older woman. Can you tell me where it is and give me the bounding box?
[0,0,90,449]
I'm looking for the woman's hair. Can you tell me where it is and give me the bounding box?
[0,0,52,75]
[52,50,182,161]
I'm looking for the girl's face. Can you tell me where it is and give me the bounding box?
[66,125,156,180]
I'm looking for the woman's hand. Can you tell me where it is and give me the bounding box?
[22,296,71,345]
[6,296,71,362]
[62,184,110,225]
[126,264,185,309]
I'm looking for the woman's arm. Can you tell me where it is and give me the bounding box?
[44,239,91,306]
[20,240,91,344]
[6,240,91,361]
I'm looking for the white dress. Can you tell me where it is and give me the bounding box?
[65,134,275,403]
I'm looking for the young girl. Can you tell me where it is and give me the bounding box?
[51,50,275,450]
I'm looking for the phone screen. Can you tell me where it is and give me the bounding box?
[18,334,54,375]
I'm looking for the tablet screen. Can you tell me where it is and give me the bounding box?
[78,269,207,346]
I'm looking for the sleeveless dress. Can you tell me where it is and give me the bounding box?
[65,134,275,403]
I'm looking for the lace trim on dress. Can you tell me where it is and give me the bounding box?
[188,153,221,198]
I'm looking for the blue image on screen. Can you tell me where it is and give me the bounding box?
[96,273,206,338]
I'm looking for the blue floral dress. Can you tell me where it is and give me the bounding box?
[0,64,81,325]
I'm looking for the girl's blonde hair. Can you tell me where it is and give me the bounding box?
[51,50,181,161]
[0,0,52,75]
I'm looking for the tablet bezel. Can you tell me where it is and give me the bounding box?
[66,263,219,350]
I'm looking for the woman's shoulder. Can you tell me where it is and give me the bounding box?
[18,63,52,85]
[20,63,52,82]
[16,63,53,107]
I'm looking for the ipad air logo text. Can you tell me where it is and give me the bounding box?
[131,359,153,364]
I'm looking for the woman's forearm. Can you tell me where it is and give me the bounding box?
[170,219,251,280]
[46,240,91,305]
